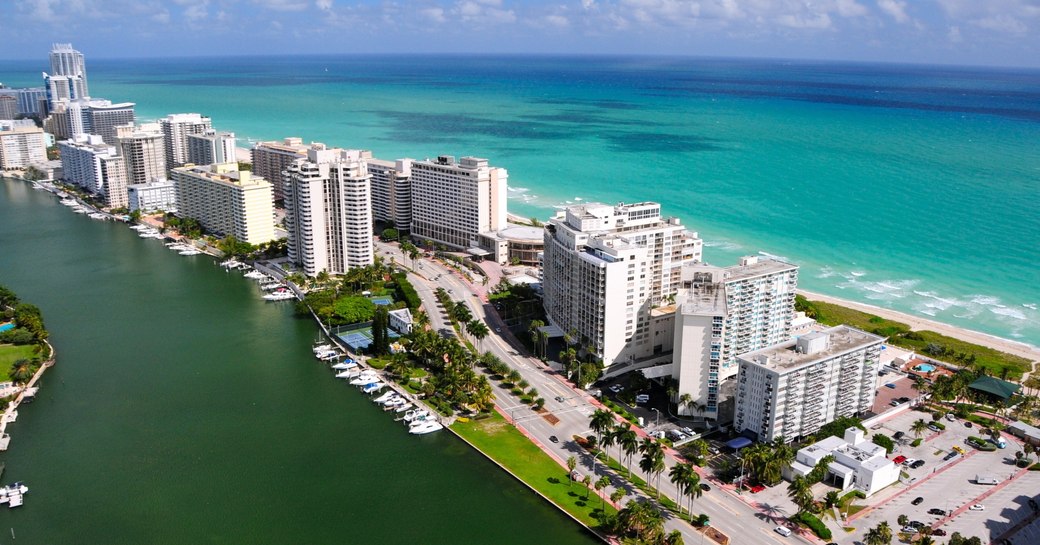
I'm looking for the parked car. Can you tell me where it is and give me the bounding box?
[909,521,925,529]
[946,413,956,421]
[969,504,985,511]
[549,435,559,444]
[901,526,918,534]
[699,483,711,492]
[928,508,946,515]
[890,400,901,407]
[893,455,907,464]
[774,526,792,537]
[928,424,942,432]
[885,383,897,389]
[897,397,910,403]
[609,384,623,393]
[965,421,973,428]
[902,458,918,466]
[912,496,924,505]
[634,394,650,404]
[943,451,959,461]
[750,484,766,493]
[952,445,966,455]
[911,459,926,469]
[932,529,947,536]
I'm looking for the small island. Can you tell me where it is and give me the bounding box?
[0,283,55,453]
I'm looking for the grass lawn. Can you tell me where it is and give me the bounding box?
[0,343,36,382]
[452,412,615,529]
[798,296,1031,379]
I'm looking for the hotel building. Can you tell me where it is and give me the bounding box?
[409,155,507,251]
[734,325,884,443]
[367,157,412,231]
[160,113,212,169]
[187,130,236,166]
[670,256,799,418]
[117,123,167,186]
[541,202,702,368]
[0,96,16,120]
[59,99,136,145]
[251,137,309,201]
[0,121,47,170]
[171,163,275,245]
[283,146,374,276]
[58,133,128,208]
[48,43,89,97]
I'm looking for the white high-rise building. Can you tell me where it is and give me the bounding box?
[0,121,48,169]
[367,157,412,231]
[734,325,884,443]
[671,256,799,418]
[49,43,89,96]
[61,99,136,144]
[171,163,276,245]
[58,133,128,208]
[128,180,177,214]
[160,113,212,169]
[409,155,507,251]
[542,202,703,369]
[117,123,167,186]
[283,146,374,276]
[187,130,236,166]
[251,137,309,201]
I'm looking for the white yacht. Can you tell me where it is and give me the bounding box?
[244,270,267,280]
[405,410,431,423]
[260,282,283,291]
[334,370,355,379]
[312,343,334,353]
[330,361,356,370]
[361,382,384,394]
[349,373,378,385]
[262,290,296,301]
[220,259,242,268]
[409,421,444,435]
[0,482,28,508]
[60,198,78,206]
[373,391,396,404]
[394,403,413,413]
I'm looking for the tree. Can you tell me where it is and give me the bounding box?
[216,235,254,258]
[582,474,593,500]
[590,409,615,455]
[380,228,399,241]
[594,475,610,509]
[824,490,840,509]
[609,488,626,507]
[897,514,909,528]
[450,302,472,325]
[466,320,489,350]
[678,393,694,416]
[872,433,895,454]
[528,320,545,358]
[787,475,814,514]
[333,296,376,324]
[371,306,391,356]
[685,439,710,466]
[618,428,639,477]
[669,463,693,516]
[9,358,37,384]
[566,456,577,485]
[664,530,684,545]
[911,419,928,439]
[613,500,665,543]
[682,468,702,518]
[638,438,666,500]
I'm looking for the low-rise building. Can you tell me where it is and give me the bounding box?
[787,427,900,497]
[128,179,177,214]
[388,308,413,335]
[1007,421,1040,447]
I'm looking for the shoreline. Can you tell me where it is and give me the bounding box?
[799,288,1040,365]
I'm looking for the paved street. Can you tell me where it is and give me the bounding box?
[376,241,813,545]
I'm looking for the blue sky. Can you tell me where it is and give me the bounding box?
[1,0,1038,67]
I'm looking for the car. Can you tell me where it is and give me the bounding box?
[750,484,766,494]
[912,496,924,505]
[554,396,565,402]
[943,451,959,461]
[890,400,901,407]
[893,455,907,464]
[952,445,966,455]
[946,413,956,421]
[928,508,946,515]
[965,421,973,428]
[932,529,947,536]
[969,504,985,511]
[549,435,559,444]
[902,458,918,466]
[911,460,926,469]
[909,521,925,529]
[699,483,711,492]
[634,394,650,404]
[609,384,623,393]
[928,424,942,432]
[774,526,792,537]
[681,427,694,434]
[901,526,918,534]
[709,446,720,455]
[885,383,897,389]
[494,327,501,333]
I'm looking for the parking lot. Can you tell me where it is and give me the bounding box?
[870,374,920,414]
[842,408,1030,543]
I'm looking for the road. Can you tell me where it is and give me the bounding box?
[376,241,812,545]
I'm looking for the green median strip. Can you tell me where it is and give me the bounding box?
[452,413,615,529]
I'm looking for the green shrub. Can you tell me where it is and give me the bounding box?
[794,512,832,540]
[1029,463,1040,471]
[872,433,895,454]
[911,438,923,447]
[391,273,421,310]
[931,421,946,431]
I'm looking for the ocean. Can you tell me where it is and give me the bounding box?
[2,54,1038,346]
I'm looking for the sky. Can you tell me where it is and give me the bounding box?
[0,0,1038,68]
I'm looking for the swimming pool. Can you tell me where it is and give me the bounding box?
[914,363,936,373]
[0,323,14,333]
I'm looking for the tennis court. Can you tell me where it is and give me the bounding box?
[335,324,399,351]
[369,296,393,306]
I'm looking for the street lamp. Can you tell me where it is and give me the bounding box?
[651,408,661,428]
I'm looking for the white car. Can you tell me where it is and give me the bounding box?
[969,504,985,511]
[902,458,918,466]
[774,526,792,537]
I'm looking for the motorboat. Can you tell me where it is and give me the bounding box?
[400,409,427,422]
[349,373,378,385]
[330,361,356,370]
[60,198,78,206]
[244,270,267,280]
[407,411,431,424]
[379,395,403,406]
[0,482,28,508]
[394,403,413,413]
[409,421,444,435]
[334,370,355,379]
[361,382,384,394]
[260,282,284,291]
[179,248,202,256]
[384,397,407,408]
[312,343,334,353]
[315,350,339,360]
[262,291,296,301]
[88,213,107,220]
[373,391,396,404]
[220,259,242,268]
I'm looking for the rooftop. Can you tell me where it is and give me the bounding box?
[738,325,884,371]
[678,283,727,316]
[724,256,799,281]
[968,375,1021,401]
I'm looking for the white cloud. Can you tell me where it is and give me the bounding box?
[876,0,910,24]
[777,12,833,30]
[947,25,962,43]
[973,14,1028,34]
[152,8,171,24]
[25,0,57,22]
[834,0,868,18]
[316,0,332,11]
[184,0,208,21]
[420,7,447,23]
[454,0,516,24]
[544,14,569,28]
[253,0,309,11]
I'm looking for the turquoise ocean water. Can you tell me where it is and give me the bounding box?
[2,55,1037,346]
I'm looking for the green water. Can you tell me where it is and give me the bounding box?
[0,180,597,544]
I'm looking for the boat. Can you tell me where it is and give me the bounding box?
[349,373,378,385]
[373,391,396,404]
[220,259,242,268]
[179,248,202,256]
[316,350,339,361]
[72,207,88,214]
[361,382,383,394]
[262,291,296,301]
[330,361,357,371]
[312,343,334,353]
[378,394,402,406]
[260,282,283,291]
[88,212,107,220]
[0,482,28,508]
[129,224,150,230]
[404,410,430,423]
[409,421,444,435]
[394,403,413,413]
[244,270,267,280]
[334,370,355,379]
[384,397,407,408]
[60,198,78,206]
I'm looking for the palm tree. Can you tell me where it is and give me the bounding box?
[582,474,593,500]
[911,419,928,439]
[678,393,694,416]
[663,530,684,545]
[594,475,610,509]
[590,409,615,454]
[615,500,665,543]
[669,463,693,516]
[466,320,489,350]
[451,302,472,326]
[528,320,545,358]
[639,438,666,500]
[566,456,577,485]
[619,428,639,477]
[683,469,703,518]
[787,475,814,514]
[876,521,893,545]
[609,488,626,507]
[917,536,936,545]
[824,490,840,509]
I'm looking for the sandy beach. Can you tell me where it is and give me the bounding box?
[800,289,1040,366]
